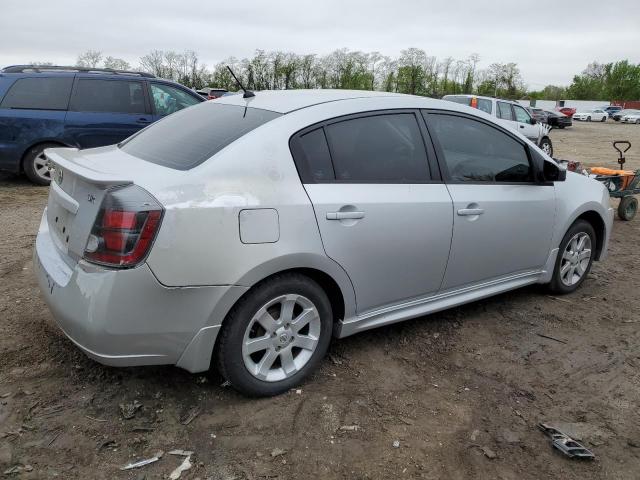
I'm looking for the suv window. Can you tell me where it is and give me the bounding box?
[513,105,532,123]
[324,113,430,183]
[71,79,145,113]
[497,101,514,121]
[120,102,280,170]
[428,113,532,183]
[150,83,200,116]
[0,77,73,110]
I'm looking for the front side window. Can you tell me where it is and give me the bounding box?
[428,113,532,183]
[150,83,200,116]
[497,101,514,120]
[120,102,280,170]
[71,79,145,113]
[0,77,73,110]
[324,113,430,183]
[513,105,532,124]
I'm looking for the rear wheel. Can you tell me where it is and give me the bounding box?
[23,143,60,185]
[216,273,333,396]
[618,196,638,221]
[549,220,595,294]
[601,116,606,122]
[587,116,592,122]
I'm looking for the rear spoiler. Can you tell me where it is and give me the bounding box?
[44,148,133,187]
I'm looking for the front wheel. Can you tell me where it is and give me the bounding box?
[539,137,553,157]
[586,116,592,122]
[549,220,596,294]
[618,196,638,221]
[601,116,606,122]
[216,273,333,396]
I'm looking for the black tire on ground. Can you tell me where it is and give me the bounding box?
[22,143,60,185]
[216,273,333,396]
[559,125,565,129]
[601,116,606,122]
[549,219,596,294]
[618,196,638,221]
[587,116,592,122]
[539,137,553,157]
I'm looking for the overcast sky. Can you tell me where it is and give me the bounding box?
[1,1,639,88]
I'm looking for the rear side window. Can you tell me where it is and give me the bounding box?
[120,102,280,170]
[324,113,430,183]
[497,102,514,120]
[0,77,73,110]
[290,128,335,183]
[477,99,492,114]
[428,113,532,183]
[71,79,145,114]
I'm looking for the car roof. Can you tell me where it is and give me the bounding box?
[214,89,406,114]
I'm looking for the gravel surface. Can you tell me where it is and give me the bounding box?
[1,120,639,479]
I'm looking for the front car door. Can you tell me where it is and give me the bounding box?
[513,104,540,142]
[64,78,152,149]
[290,111,453,314]
[423,110,556,291]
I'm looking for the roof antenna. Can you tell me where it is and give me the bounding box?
[227,66,255,99]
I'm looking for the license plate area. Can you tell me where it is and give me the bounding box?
[47,198,76,254]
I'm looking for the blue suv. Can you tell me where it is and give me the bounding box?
[0,65,204,184]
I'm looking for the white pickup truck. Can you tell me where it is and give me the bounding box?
[443,94,553,157]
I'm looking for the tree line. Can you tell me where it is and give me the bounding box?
[66,49,640,101]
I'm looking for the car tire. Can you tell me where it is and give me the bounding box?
[216,273,333,396]
[587,116,591,122]
[549,220,596,294]
[23,143,60,186]
[618,196,638,221]
[601,116,606,122]
[636,120,640,125]
[539,137,553,157]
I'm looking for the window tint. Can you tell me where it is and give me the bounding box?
[513,105,531,123]
[476,98,492,114]
[429,114,532,183]
[291,128,334,182]
[120,102,280,170]
[324,113,430,183]
[0,77,73,110]
[151,83,200,116]
[497,102,514,120]
[71,79,145,113]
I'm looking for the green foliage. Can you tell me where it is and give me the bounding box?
[565,61,640,100]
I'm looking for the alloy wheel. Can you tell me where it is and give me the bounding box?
[242,294,321,382]
[560,232,592,286]
[33,151,53,181]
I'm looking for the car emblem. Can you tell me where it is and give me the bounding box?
[87,193,96,203]
[55,168,63,185]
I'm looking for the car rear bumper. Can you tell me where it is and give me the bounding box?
[34,209,247,372]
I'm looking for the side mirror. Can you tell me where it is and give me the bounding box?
[530,117,537,125]
[543,160,566,182]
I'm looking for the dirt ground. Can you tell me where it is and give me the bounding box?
[1,120,640,479]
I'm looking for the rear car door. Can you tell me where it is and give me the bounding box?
[149,82,202,120]
[424,111,555,290]
[64,78,151,149]
[291,111,454,314]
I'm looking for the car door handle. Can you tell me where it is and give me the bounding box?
[137,118,152,124]
[326,211,365,220]
[457,208,484,216]
[519,125,525,128]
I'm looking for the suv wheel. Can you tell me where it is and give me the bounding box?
[539,137,553,157]
[23,143,59,185]
[216,273,333,396]
[549,220,595,294]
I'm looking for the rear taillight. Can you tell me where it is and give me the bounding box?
[470,97,478,109]
[83,185,163,268]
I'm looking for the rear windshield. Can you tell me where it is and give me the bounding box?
[120,102,281,170]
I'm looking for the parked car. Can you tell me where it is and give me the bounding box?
[544,110,572,129]
[612,109,640,122]
[35,90,613,396]
[196,87,228,100]
[443,94,553,155]
[557,107,576,117]
[621,112,640,124]
[601,105,622,117]
[526,107,549,124]
[0,65,204,184]
[573,109,608,122]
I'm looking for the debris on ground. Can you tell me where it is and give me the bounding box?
[120,451,164,470]
[180,406,200,425]
[119,400,142,420]
[3,464,33,475]
[169,450,194,456]
[481,446,497,459]
[470,429,480,442]
[169,455,192,480]
[271,448,286,458]
[538,423,595,459]
[339,425,360,432]
[392,440,400,448]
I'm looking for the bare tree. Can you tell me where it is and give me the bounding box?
[76,50,103,68]
[104,56,131,71]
